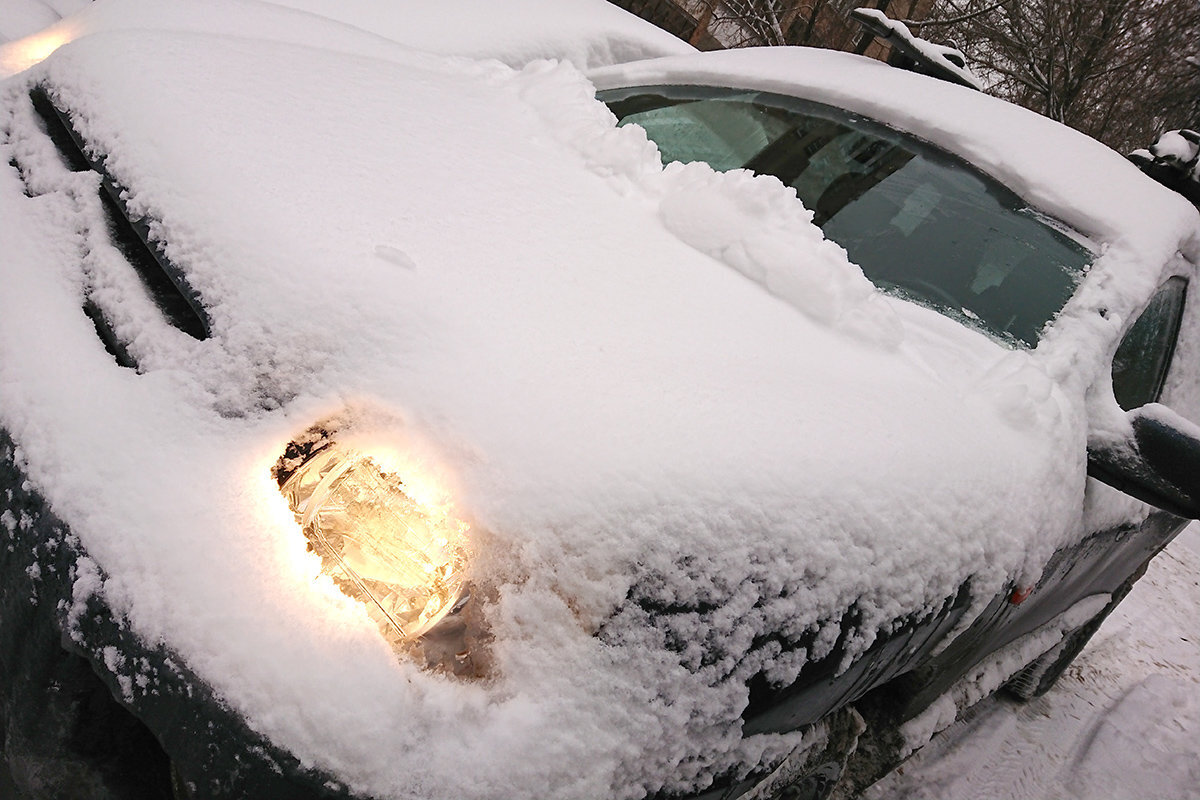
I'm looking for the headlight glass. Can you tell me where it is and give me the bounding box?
[281,446,470,645]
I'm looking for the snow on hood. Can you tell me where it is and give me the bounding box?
[0,18,1109,800]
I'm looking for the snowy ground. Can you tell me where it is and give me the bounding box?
[868,523,1200,800]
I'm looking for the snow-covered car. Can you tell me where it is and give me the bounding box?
[2,2,1199,800]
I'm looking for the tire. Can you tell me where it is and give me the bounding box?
[1004,612,1109,701]
[1004,563,1147,701]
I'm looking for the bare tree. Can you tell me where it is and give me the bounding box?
[687,0,807,47]
[719,0,795,45]
[915,0,1200,152]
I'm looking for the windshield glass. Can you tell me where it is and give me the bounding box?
[599,86,1094,346]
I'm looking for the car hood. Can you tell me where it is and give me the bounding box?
[0,21,1085,800]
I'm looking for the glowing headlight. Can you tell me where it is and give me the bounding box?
[281,446,470,645]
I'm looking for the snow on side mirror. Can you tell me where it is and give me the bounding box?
[1088,403,1200,518]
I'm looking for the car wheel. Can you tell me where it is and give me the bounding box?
[771,707,865,800]
[1004,564,1147,701]
[1004,613,1107,701]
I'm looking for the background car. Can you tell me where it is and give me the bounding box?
[2,2,1198,799]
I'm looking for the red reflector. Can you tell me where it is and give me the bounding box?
[1009,585,1033,605]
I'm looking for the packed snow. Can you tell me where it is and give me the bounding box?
[1,2,1198,799]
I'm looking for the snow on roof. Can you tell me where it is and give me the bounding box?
[0,8,1192,800]
[0,0,695,78]
[262,0,697,69]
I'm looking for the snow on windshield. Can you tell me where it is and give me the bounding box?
[0,8,1195,800]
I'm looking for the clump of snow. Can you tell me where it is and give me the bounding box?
[515,59,902,344]
[1129,129,1200,207]
[65,554,103,639]
[101,644,136,701]
[656,163,902,343]
[1148,129,1200,172]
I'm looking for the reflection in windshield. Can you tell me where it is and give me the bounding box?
[601,87,1093,346]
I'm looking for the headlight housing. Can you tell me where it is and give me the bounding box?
[280,445,470,647]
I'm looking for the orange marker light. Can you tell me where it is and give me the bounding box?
[1008,585,1034,605]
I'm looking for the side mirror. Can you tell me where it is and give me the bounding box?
[1088,403,1200,518]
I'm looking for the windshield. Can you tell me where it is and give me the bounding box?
[600,86,1093,346]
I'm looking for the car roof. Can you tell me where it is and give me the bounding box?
[0,0,695,78]
[261,0,697,69]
